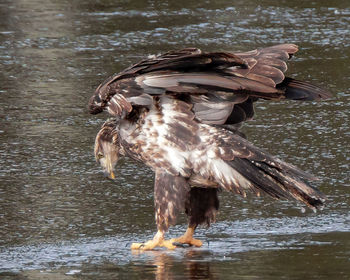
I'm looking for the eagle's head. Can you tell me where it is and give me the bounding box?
[94,119,120,179]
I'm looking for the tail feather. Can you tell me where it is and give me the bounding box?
[227,151,326,210]
[228,158,292,200]
[207,127,325,210]
[227,132,319,182]
[253,161,325,209]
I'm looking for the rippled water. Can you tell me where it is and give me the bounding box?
[0,0,349,279]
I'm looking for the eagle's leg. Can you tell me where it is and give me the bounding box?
[130,172,189,250]
[130,230,176,250]
[170,225,203,247]
[170,187,219,247]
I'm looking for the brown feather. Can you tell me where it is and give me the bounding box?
[185,188,219,227]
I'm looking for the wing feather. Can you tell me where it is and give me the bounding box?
[191,125,325,209]
[231,43,298,86]
[89,44,331,127]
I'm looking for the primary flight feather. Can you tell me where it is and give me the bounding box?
[88,44,330,250]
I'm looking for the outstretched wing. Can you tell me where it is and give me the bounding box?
[88,44,331,126]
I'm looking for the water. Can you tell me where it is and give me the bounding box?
[0,0,349,279]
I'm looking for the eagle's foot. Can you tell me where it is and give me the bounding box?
[170,236,203,247]
[130,230,176,251]
[170,226,203,247]
[130,240,176,250]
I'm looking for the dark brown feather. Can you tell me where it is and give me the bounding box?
[185,188,219,228]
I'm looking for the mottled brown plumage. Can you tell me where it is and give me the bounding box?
[89,44,330,250]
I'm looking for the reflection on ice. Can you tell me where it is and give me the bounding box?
[1,212,348,272]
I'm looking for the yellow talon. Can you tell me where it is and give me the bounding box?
[131,231,176,250]
[130,227,202,251]
[170,226,203,247]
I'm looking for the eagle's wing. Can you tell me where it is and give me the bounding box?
[88,44,331,126]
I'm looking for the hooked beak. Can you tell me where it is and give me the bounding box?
[103,170,116,180]
[109,171,115,179]
[103,155,116,180]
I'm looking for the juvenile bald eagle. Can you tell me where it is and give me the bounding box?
[89,44,330,250]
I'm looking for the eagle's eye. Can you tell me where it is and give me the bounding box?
[97,152,104,159]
